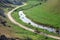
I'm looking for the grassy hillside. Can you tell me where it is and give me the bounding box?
[0,0,59,40]
[23,0,60,28]
[11,0,60,36]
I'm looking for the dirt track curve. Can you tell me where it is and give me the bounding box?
[7,3,60,40]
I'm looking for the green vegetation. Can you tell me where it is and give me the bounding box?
[12,0,60,37]
[0,17,56,40]
[8,19,57,40]
[12,8,60,37]
[0,0,58,40]
[15,0,60,29]
[11,0,60,40]
[24,0,60,29]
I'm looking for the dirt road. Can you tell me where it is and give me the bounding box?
[7,3,60,40]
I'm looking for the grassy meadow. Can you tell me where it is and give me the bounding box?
[7,16,57,40]
[11,0,60,40]
[23,0,60,29]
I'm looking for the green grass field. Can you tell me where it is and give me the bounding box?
[7,16,56,40]
[12,10,60,36]
[23,0,60,29]
[11,0,60,40]
[14,0,60,29]
[12,0,60,37]
[11,24,57,40]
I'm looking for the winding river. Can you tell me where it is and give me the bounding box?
[19,11,56,33]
